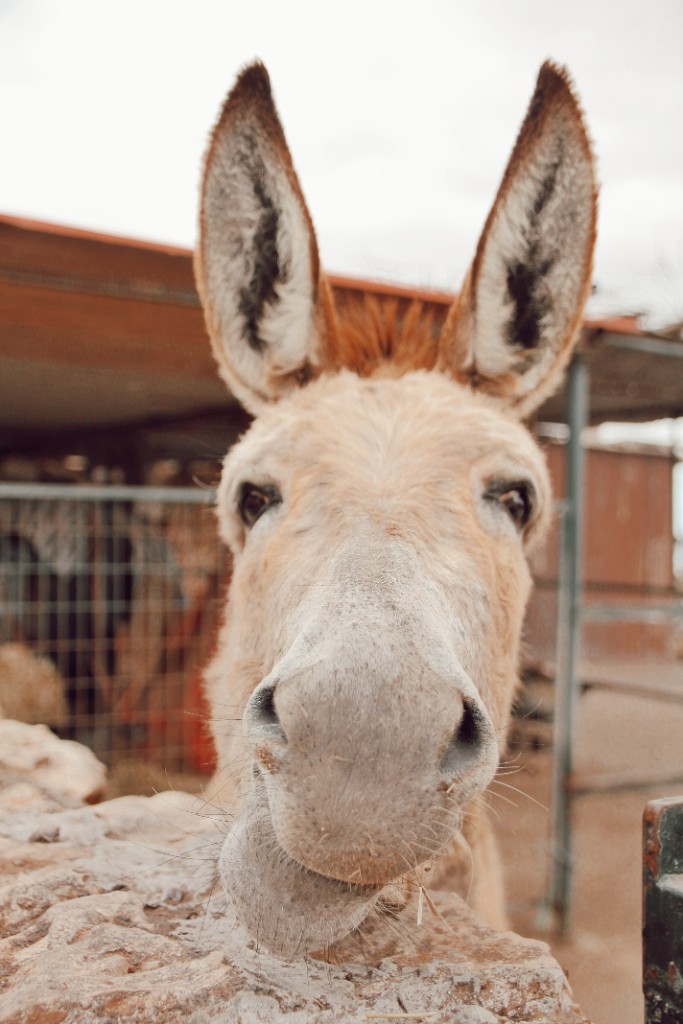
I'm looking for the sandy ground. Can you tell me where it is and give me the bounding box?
[495,660,683,1024]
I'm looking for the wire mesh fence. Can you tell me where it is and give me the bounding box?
[0,483,227,774]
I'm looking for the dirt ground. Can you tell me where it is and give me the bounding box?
[495,659,683,1024]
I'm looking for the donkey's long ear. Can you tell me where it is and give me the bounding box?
[438,62,597,418]
[195,62,337,413]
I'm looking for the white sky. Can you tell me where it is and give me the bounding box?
[1,0,683,326]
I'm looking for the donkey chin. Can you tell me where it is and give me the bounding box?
[219,667,500,960]
[220,774,383,961]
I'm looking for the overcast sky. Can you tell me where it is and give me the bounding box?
[1,0,682,326]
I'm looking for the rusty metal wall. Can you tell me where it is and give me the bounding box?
[525,444,677,662]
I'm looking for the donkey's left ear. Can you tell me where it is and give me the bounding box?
[195,62,337,414]
[438,62,598,418]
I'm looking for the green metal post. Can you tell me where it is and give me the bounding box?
[544,354,589,934]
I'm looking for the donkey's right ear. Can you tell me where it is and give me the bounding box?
[195,62,337,414]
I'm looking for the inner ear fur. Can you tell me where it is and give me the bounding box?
[195,62,337,413]
[438,62,598,418]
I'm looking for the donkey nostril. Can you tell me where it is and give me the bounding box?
[455,701,479,748]
[439,698,484,776]
[254,685,278,725]
[247,684,287,741]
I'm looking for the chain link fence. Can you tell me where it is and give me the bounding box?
[0,483,227,774]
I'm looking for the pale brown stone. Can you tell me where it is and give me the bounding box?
[0,645,68,727]
[0,739,589,1023]
[0,720,107,806]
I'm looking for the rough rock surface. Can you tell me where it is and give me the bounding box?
[0,723,589,1023]
[0,719,107,806]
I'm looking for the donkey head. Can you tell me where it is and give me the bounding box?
[196,62,596,959]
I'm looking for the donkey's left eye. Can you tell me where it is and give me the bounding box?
[238,482,282,527]
[485,480,535,530]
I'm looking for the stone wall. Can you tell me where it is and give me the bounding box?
[0,722,589,1023]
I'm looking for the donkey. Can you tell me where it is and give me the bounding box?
[196,61,596,960]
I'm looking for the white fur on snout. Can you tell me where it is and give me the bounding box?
[247,536,499,885]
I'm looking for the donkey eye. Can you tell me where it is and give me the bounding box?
[485,480,535,531]
[238,483,282,527]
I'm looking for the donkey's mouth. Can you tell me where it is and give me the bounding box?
[220,780,382,960]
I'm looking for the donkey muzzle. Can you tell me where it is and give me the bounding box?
[243,653,498,885]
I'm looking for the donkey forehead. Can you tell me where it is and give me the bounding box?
[221,370,549,497]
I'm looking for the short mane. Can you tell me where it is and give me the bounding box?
[332,293,444,377]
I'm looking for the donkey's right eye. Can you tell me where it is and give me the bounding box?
[238,483,282,527]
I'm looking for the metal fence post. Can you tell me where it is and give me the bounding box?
[543,354,589,933]
[643,796,683,1022]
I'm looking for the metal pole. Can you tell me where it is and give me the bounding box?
[542,354,589,934]
[0,482,217,504]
